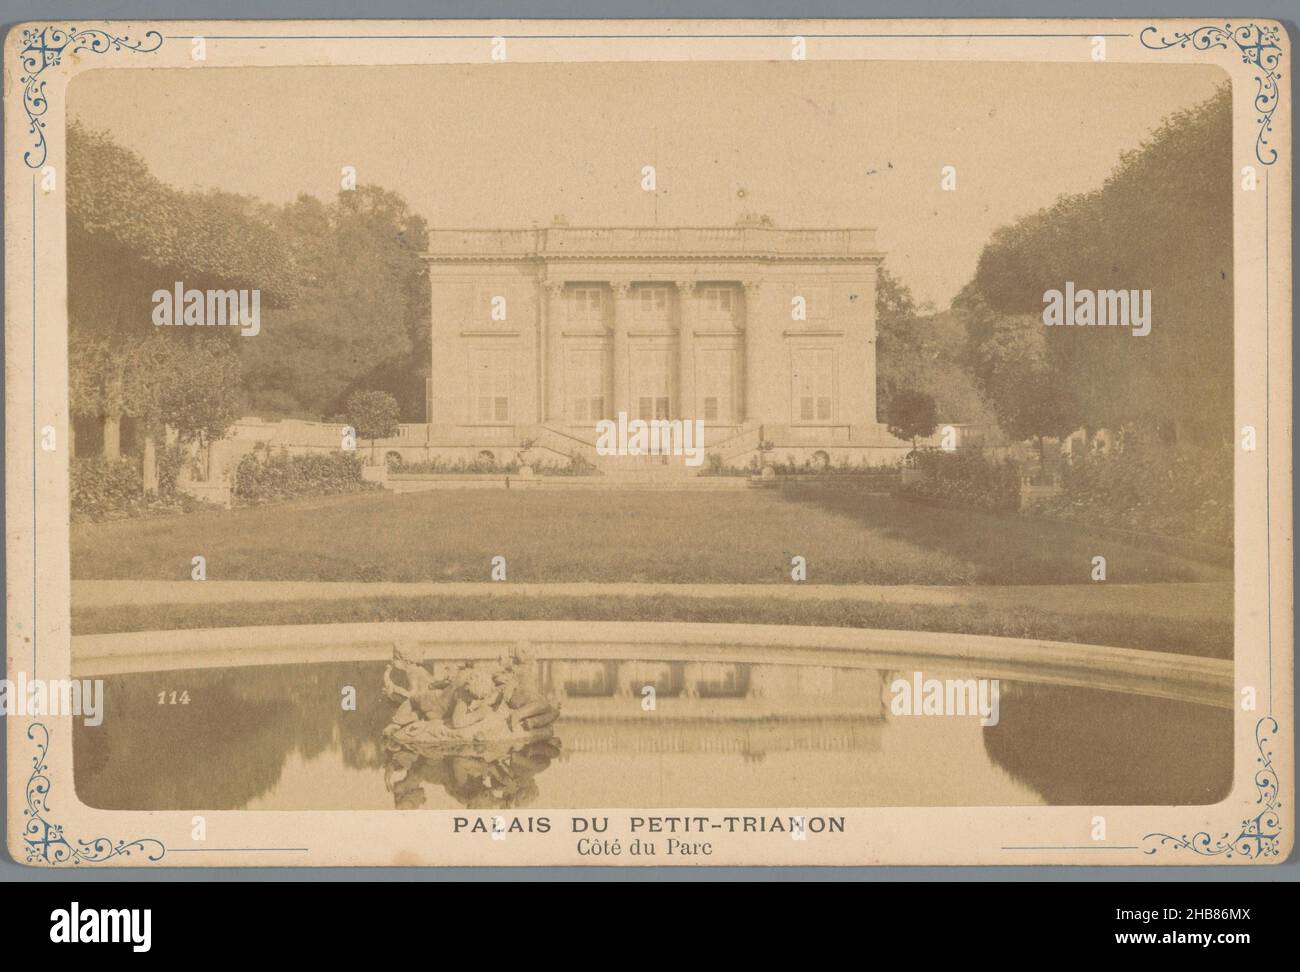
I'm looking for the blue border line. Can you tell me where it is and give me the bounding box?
[1266,168,1273,714]
[168,848,311,853]
[1002,846,1141,850]
[160,32,1135,40]
[30,176,36,679]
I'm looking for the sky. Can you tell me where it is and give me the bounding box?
[69,60,1224,308]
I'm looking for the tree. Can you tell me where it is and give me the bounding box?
[875,267,925,414]
[967,311,1079,466]
[67,122,293,484]
[884,388,938,450]
[243,186,429,420]
[961,86,1232,444]
[345,390,401,463]
[876,267,993,426]
[69,330,244,486]
[155,341,244,442]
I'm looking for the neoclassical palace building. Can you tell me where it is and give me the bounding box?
[422,219,910,469]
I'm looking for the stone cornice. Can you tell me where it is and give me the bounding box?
[424,226,883,264]
[428,252,885,265]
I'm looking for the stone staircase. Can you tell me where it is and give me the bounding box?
[529,424,600,464]
[595,452,703,482]
[533,423,726,484]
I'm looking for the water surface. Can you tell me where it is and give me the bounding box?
[73,657,1232,810]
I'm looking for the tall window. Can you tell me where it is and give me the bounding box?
[568,287,606,328]
[792,349,834,423]
[565,348,606,423]
[471,348,511,423]
[636,286,670,321]
[699,286,736,319]
[697,349,735,423]
[633,348,671,420]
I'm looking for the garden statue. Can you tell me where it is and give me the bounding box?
[382,643,562,808]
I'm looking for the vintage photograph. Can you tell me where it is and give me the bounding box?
[58,54,1240,817]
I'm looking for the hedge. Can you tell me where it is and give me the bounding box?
[71,454,212,521]
[395,454,598,476]
[71,458,146,520]
[233,449,377,504]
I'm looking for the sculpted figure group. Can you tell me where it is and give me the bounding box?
[382,643,562,809]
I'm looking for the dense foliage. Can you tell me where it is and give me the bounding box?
[1029,442,1232,546]
[896,449,1023,512]
[71,458,144,520]
[242,189,430,420]
[232,450,377,504]
[71,455,208,521]
[876,270,993,426]
[67,121,292,462]
[68,123,431,430]
[68,122,296,303]
[959,86,1232,446]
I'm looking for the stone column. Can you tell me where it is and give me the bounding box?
[675,281,696,419]
[741,280,763,422]
[611,281,634,418]
[541,280,565,423]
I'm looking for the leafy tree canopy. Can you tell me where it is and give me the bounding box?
[957,86,1232,442]
[345,389,402,443]
[876,267,993,426]
[241,187,430,421]
[883,387,939,447]
[68,120,298,331]
[68,124,431,429]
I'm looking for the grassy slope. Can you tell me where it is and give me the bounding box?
[71,486,1229,586]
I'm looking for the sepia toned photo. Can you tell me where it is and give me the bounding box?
[4,19,1291,867]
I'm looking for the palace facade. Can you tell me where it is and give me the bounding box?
[423,221,909,469]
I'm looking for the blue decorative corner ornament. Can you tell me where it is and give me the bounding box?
[1140,23,1283,165]
[23,722,166,865]
[1142,717,1283,859]
[19,25,164,169]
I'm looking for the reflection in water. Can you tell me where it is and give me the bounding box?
[381,646,563,809]
[73,654,1232,811]
[388,740,562,810]
[982,682,1233,805]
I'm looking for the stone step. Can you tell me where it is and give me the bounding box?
[600,466,701,480]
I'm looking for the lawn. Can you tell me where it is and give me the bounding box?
[70,593,1233,658]
[71,485,1229,586]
